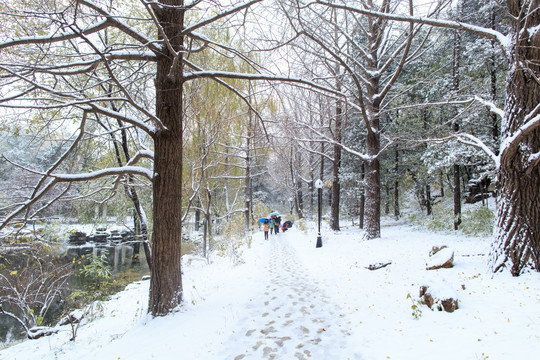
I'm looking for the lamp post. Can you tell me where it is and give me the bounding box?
[315,179,323,248]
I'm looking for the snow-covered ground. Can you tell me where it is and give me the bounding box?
[1,221,539,360]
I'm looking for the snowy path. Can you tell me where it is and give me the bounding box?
[3,223,540,360]
[218,234,359,359]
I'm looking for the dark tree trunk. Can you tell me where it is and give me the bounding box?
[425,184,432,216]
[203,189,211,259]
[452,0,463,231]
[195,209,200,232]
[439,171,445,198]
[244,112,252,235]
[309,178,314,220]
[359,162,365,229]
[364,128,381,239]
[362,22,383,239]
[359,191,365,229]
[296,152,304,219]
[491,0,540,275]
[394,149,400,219]
[453,163,462,230]
[384,179,390,215]
[330,101,342,231]
[394,181,399,219]
[489,8,500,155]
[149,0,185,316]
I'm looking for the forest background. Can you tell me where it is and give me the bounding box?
[0,0,539,334]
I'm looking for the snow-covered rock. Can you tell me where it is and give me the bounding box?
[420,279,459,312]
[426,246,454,270]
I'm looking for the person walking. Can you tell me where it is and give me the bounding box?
[274,216,281,234]
[263,219,270,240]
[270,217,275,235]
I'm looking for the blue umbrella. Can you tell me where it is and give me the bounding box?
[268,212,279,218]
[259,217,269,223]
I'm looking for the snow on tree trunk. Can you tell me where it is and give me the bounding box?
[490,0,540,275]
[149,0,185,316]
[244,142,251,236]
[364,129,381,239]
[363,65,382,240]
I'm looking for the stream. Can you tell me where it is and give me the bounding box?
[0,227,149,346]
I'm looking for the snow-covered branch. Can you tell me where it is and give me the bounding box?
[181,0,264,35]
[427,133,500,168]
[501,111,540,160]
[184,70,345,98]
[85,104,159,135]
[0,20,110,50]
[456,133,500,168]
[474,96,504,119]
[51,166,154,182]
[314,0,509,52]
[78,0,161,53]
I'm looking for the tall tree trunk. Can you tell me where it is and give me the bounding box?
[363,64,381,241]
[490,0,540,275]
[225,144,230,219]
[394,149,400,219]
[330,9,341,231]
[384,178,390,215]
[453,162,462,230]
[296,152,304,219]
[439,171,445,198]
[489,7,500,155]
[244,86,254,234]
[318,98,325,219]
[203,188,211,260]
[359,162,365,229]
[244,122,252,236]
[149,0,184,316]
[359,192,365,229]
[452,0,463,231]
[330,101,342,230]
[308,153,314,220]
[425,184,432,216]
[364,128,381,239]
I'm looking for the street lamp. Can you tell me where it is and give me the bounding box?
[315,179,323,248]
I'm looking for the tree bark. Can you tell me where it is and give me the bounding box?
[425,184,432,216]
[295,152,304,219]
[490,0,540,275]
[394,149,400,219]
[364,128,381,239]
[244,136,252,236]
[453,163,462,229]
[451,0,463,231]
[149,0,185,316]
[330,100,342,231]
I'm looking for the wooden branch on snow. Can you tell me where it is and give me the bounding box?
[366,261,392,270]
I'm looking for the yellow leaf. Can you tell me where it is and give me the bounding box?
[10,270,17,276]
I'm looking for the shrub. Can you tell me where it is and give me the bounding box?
[461,206,494,236]
[0,243,72,336]
[295,218,307,233]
